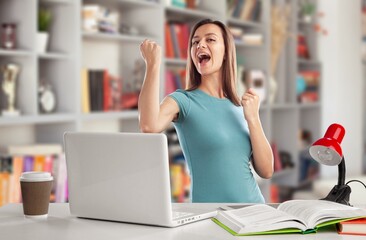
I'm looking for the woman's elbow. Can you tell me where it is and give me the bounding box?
[261,169,273,179]
[139,123,160,133]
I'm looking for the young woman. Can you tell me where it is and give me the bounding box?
[138,19,273,203]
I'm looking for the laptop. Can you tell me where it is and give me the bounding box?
[63,132,217,227]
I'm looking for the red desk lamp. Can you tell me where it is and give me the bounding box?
[309,123,351,205]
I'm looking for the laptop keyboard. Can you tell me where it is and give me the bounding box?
[172,211,194,219]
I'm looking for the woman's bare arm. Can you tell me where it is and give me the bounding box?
[242,88,274,179]
[138,40,179,133]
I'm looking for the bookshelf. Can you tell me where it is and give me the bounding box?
[0,0,322,204]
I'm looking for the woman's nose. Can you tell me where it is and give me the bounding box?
[197,41,206,49]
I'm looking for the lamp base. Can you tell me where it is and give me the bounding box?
[321,184,351,206]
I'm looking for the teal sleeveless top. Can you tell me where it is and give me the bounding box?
[169,89,265,203]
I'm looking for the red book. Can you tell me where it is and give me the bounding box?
[165,70,176,96]
[165,23,174,58]
[337,218,366,236]
[103,70,111,111]
[271,142,282,172]
[180,24,190,59]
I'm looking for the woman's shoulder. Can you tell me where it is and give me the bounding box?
[169,89,194,98]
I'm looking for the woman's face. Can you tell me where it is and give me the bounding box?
[190,23,225,77]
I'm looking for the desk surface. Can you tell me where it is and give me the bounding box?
[1,203,365,240]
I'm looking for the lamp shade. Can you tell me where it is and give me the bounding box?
[309,123,345,166]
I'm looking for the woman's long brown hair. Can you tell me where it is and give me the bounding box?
[185,19,240,106]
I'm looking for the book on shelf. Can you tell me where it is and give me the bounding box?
[0,144,62,156]
[270,142,282,172]
[228,0,261,22]
[165,23,175,58]
[337,218,366,236]
[213,200,366,236]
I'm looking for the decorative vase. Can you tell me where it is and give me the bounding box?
[36,32,49,53]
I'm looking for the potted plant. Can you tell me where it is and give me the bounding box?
[300,0,316,23]
[37,8,52,53]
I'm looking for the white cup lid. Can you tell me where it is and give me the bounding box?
[20,172,53,182]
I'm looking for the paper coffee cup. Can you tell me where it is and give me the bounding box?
[20,172,53,218]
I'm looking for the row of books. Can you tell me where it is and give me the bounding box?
[81,69,139,113]
[166,127,190,203]
[0,144,68,207]
[297,70,320,103]
[170,156,190,203]
[165,69,186,96]
[227,0,262,22]
[165,22,190,59]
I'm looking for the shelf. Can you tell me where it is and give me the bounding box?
[98,0,160,8]
[80,110,139,121]
[0,113,75,126]
[38,52,70,60]
[272,168,295,179]
[0,49,33,57]
[165,58,187,66]
[165,6,217,19]
[297,177,319,188]
[271,103,298,110]
[298,102,320,109]
[227,17,262,28]
[298,59,321,65]
[40,0,72,4]
[82,32,153,43]
[298,20,315,26]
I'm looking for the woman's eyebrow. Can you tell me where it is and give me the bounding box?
[192,33,218,39]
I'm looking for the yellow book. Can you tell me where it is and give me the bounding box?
[81,68,90,113]
[8,156,23,203]
[0,172,10,207]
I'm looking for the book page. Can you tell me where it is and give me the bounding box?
[217,204,307,234]
[278,200,366,228]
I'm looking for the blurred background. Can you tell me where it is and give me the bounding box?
[0,0,365,206]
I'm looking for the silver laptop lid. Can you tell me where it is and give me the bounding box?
[64,132,172,226]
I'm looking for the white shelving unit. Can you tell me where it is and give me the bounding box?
[269,0,322,193]
[0,0,322,202]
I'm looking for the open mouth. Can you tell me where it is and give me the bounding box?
[197,53,211,64]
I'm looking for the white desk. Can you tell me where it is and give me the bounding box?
[0,203,365,240]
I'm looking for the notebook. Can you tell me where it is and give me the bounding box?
[63,132,217,227]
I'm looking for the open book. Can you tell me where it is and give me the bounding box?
[213,200,366,236]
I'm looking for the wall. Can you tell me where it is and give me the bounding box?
[318,0,363,178]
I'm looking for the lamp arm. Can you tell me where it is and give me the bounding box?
[337,157,346,187]
[321,156,351,205]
